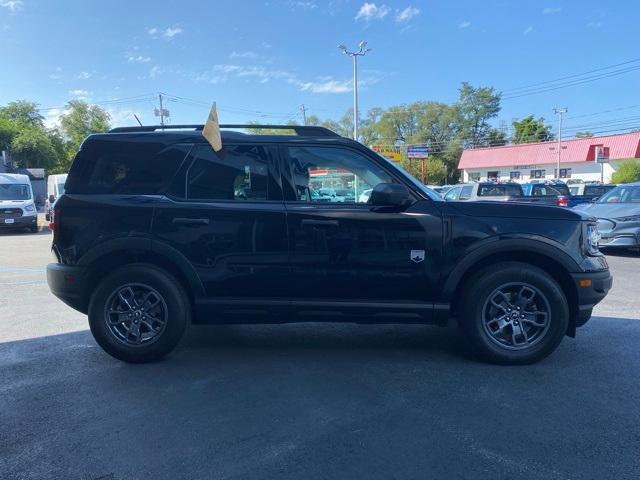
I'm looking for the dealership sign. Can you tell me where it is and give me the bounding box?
[407,145,429,158]
[372,144,402,161]
[596,146,610,164]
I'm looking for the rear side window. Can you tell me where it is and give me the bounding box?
[532,184,570,196]
[186,145,270,201]
[66,140,192,194]
[478,184,523,197]
[458,186,474,200]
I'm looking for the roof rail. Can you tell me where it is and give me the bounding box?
[108,124,340,137]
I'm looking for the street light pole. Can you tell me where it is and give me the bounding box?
[553,107,568,178]
[338,41,371,141]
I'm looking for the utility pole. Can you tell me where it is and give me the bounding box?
[300,104,308,126]
[338,41,371,141]
[553,107,568,178]
[159,93,165,128]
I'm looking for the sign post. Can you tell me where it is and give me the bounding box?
[595,146,610,183]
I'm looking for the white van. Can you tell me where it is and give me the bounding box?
[45,173,68,221]
[0,173,38,233]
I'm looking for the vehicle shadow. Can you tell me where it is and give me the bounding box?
[2,316,640,480]
[603,248,640,258]
[0,227,50,236]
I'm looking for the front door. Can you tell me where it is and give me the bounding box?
[152,143,289,300]
[281,144,442,303]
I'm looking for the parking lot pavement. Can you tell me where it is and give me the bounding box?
[1,232,639,480]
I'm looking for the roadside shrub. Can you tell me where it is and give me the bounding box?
[612,159,640,184]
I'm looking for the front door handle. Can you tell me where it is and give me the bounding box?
[301,219,339,228]
[172,217,210,225]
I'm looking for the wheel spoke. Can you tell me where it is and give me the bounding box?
[521,311,548,328]
[487,315,509,333]
[118,287,137,311]
[516,286,536,307]
[511,323,528,345]
[490,291,511,313]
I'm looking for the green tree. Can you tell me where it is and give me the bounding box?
[0,117,20,152]
[611,159,640,184]
[575,131,594,138]
[59,100,111,154]
[486,128,507,146]
[458,83,501,147]
[512,115,554,144]
[0,100,44,128]
[9,127,58,169]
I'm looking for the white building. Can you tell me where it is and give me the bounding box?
[458,131,640,183]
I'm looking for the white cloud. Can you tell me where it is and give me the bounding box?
[355,2,390,22]
[147,26,183,40]
[587,21,602,29]
[75,71,92,80]
[458,20,471,28]
[295,78,352,94]
[230,51,259,59]
[69,89,92,100]
[287,1,317,10]
[395,6,420,23]
[542,7,562,14]
[44,108,67,129]
[48,66,62,80]
[127,54,151,63]
[106,107,143,128]
[523,26,533,35]
[149,65,162,79]
[0,1,23,12]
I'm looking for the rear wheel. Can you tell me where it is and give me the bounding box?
[88,264,189,363]
[459,262,569,365]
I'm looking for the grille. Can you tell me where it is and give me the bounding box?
[0,208,22,219]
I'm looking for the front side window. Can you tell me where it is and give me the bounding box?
[598,185,640,204]
[287,146,393,203]
[187,145,269,201]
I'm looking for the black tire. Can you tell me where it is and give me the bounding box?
[459,262,569,365]
[88,264,190,363]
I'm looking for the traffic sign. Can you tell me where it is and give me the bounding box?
[407,145,429,158]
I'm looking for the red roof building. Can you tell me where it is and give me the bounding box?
[458,131,640,183]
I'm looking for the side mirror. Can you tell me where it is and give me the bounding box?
[369,183,413,208]
[49,195,56,203]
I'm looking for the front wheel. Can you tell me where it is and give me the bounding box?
[88,264,190,363]
[459,262,569,365]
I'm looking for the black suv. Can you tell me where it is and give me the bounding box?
[47,124,612,364]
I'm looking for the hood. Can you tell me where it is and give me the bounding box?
[0,199,31,208]
[441,200,589,221]
[574,202,640,220]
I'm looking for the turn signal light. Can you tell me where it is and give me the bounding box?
[579,279,592,288]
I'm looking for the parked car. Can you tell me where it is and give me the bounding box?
[574,182,640,249]
[0,173,38,233]
[45,173,68,221]
[443,182,524,201]
[567,182,616,207]
[358,188,372,203]
[519,180,571,206]
[47,124,611,365]
[428,185,453,197]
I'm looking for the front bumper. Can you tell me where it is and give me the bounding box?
[0,214,36,228]
[571,269,613,328]
[46,263,88,313]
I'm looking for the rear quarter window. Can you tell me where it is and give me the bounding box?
[65,139,192,195]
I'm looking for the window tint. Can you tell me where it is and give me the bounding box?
[287,146,393,203]
[459,185,474,200]
[584,185,612,197]
[478,184,523,197]
[532,184,570,196]
[66,141,191,194]
[186,145,269,201]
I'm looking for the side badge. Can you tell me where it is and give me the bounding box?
[410,250,425,263]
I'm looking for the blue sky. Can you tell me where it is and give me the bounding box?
[1,0,639,137]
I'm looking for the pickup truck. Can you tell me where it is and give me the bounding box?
[520,181,571,207]
[568,183,616,207]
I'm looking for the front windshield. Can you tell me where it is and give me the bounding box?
[0,183,31,200]
[597,185,640,203]
[378,155,443,201]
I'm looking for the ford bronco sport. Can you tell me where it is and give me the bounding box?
[47,124,612,364]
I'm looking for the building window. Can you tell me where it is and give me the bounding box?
[487,171,500,181]
[554,168,572,179]
[510,171,521,180]
[469,172,481,181]
[530,169,546,179]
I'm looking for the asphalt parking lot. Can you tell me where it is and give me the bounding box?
[1,229,639,480]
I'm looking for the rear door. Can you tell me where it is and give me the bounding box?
[280,144,442,303]
[152,143,289,299]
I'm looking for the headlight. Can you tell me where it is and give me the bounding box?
[24,203,35,212]
[613,214,640,223]
[585,223,601,256]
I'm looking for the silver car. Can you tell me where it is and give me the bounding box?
[575,182,640,248]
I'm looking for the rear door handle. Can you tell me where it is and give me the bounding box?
[301,219,339,228]
[172,217,210,225]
